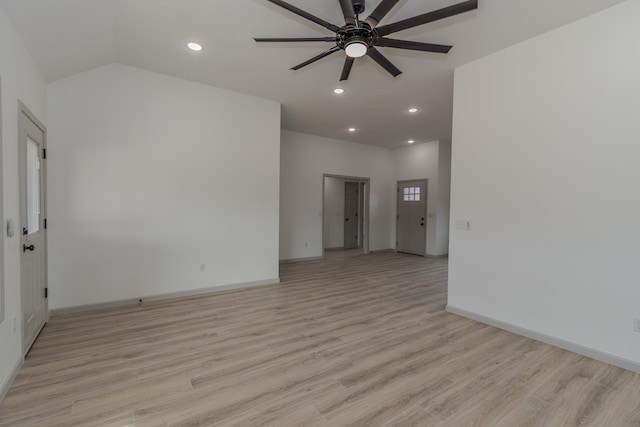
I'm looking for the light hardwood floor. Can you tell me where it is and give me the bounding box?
[1,251,639,426]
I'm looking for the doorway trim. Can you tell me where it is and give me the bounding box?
[18,101,48,355]
[0,77,3,325]
[322,174,371,256]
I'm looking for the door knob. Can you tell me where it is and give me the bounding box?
[23,244,35,252]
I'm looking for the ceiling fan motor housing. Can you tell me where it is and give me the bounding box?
[352,0,365,14]
[337,26,375,49]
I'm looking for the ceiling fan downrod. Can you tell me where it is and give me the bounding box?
[352,0,366,15]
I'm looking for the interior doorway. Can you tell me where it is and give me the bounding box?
[322,174,370,255]
[396,179,427,256]
[19,103,48,354]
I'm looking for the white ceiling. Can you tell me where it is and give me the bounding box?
[0,0,626,148]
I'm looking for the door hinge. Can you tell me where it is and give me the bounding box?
[44,218,47,229]
[44,288,48,299]
[42,148,47,159]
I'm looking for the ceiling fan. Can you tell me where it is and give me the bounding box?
[255,0,478,81]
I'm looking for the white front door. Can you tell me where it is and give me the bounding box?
[19,108,48,354]
[396,180,427,256]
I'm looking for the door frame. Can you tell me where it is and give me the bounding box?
[322,174,370,255]
[396,179,428,256]
[0,76,3,324]
[0,77,4,325]
[18,101,48,355]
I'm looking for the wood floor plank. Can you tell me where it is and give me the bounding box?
[531,353,605,409]
[606,373,640,425]
[495,396,562,427]
[0,250,638,426]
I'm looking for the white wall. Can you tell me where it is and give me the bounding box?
[0,5,47,397]
[394,140,449,256]
[449,1,640,366]
[323,177,344,249]
[437,139,452,255]
[47,64,281,310]
[280,130,394,260]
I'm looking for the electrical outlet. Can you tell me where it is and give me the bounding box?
[634,318,640,333]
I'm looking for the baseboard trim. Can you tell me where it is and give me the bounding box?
[50,278,280,317]
[392,250,448,258]
[279,256,323,264]
[446,305,640,374]
[425,254,448,259]
[0,356,23,404]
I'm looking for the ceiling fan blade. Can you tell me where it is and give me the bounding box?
[376,0,478,36]
[367,47,402,77]
[255,37,337,42]
[364,0,401,28]
[376,38,452,54]
[266,0,341,32]
[291,46,341,70]
[339,0,357,26]
[340,57,355,81]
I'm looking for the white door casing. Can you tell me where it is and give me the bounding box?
[19,105,48,354]
[322,174,370,255]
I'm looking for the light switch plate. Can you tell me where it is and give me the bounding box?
[455,220,470,231]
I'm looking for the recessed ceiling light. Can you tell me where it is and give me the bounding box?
[348,128,357,132]
[187,42,203,52]
[334,88,345,95]
[408,140,415,144]
[409,108,419,113]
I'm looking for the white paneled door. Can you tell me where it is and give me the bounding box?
[396,180,427,256]
[19,107,48,354]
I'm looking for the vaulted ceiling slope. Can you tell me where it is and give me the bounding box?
[0,0,626,148]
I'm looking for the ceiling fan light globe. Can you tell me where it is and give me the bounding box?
[345,41,368,58]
